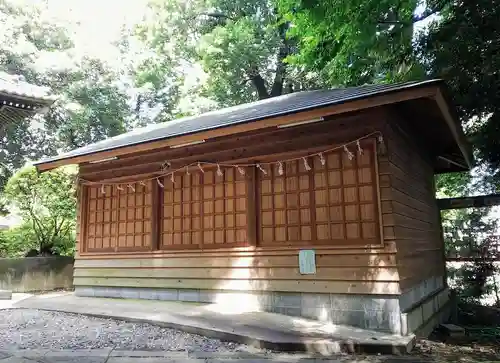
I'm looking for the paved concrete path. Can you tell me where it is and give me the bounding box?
[10,293,414,355]
[0,349,431,363]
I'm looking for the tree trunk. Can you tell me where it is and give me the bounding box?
[250,73,270,99]
[492,269,500,306]
[270,21,291,97]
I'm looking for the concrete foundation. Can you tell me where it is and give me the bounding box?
[75,275,447,336]
[0,290,12,300]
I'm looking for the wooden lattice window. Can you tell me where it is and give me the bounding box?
[258,140,380,246]
[85,182,152,252]
[161,167,248,249]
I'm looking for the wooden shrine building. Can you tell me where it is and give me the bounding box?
[35,79,471,336]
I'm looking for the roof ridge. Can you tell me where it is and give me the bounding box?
[34,79,444,167]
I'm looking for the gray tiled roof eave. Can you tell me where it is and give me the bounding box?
[34,79,443,166]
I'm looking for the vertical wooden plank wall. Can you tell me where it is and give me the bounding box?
[381,123,444,291]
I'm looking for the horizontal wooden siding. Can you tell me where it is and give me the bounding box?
[74,249,400,294]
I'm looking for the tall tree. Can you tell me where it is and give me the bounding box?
[139,0,318,108]
[418,0,500,184]
[0,0,139,188]
[278,0,432,86]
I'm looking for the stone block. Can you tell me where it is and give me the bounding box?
[329,308,401,333]
[106,287,123,298]
[301,293,330,309]
[74,286,94,297]
[422,299,435,322]
[441,323,465,337]
[178,289,199,302]
[400,313,409,336]
[416,284,426,302]
[365,297,400,313]
[331,294,399,314]
[399,290,412,312]
[156,289,178,301]
[301,306,332,322]
[272,292,301,308]
[204,291,269,311]
[364,310,401,333]
[329,309,364,328]
[406,305,423,334]
[271,306,302,317]
[363,309,386,331]
[432,294,439,313]
[255,292,273,307]
[331,295,359,311]
[0,289,12,300]
[138,288,156,300]
[198,290,218,303]
[92,287,108,297]
[120,288,140,299]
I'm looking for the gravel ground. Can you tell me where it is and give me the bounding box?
[0,309,259,352]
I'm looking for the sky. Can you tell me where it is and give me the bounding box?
[42,0,149,62]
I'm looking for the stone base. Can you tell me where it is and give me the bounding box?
[75,275,447,336]
[0,290,12,300]
[401,288,451,337]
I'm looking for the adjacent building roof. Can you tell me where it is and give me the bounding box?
[0,73,55,103]
[0,73,56,130]
[35,79,449,168]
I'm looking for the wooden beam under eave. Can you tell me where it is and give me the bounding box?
[437,194,500,210]
[80,123,382,182]
[434,89,473,169]
[36,86,437,172]
[80,111,377,175]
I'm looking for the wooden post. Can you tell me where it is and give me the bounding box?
[246,166,257,246]
[151,179,162,251]
[79,184,89,254]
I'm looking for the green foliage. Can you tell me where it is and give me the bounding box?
[444,207,499,305]
[138,0,315,109]
[417,0,500,181]
[278,0,425,86]
[437,167,499,305]
[2,165,77,256]
[0,0,147,188]
[435,172,472,198]
[0,222,38,257]
[0,220,75,258]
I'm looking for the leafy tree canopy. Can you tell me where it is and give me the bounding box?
[3,165,77,255]
[138,0,322,108]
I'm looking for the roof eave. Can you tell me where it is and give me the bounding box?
[35,83,445,172]
[433,87,473,170]
[0,90,56,105]
[35,80,467,172]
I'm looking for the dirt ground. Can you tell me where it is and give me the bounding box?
[409,303,500,362]
[411,333,500,362]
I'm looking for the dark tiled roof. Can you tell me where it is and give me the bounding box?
[34,79,442,165]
